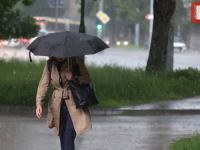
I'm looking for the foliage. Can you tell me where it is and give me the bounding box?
[87,0,150,35]
[88,0,189,45]
[1,59,200,108]
[170,133,200,150]
[0,0,40,40]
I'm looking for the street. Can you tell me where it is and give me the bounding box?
[86,48,200,70]
[1,46,200,70]
[0,114,200,150]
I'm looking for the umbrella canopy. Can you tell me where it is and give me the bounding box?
[26,31,109,60]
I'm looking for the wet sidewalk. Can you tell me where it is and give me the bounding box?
[118,96,200,115]
[1,114,200,150]
[120,96,200,110]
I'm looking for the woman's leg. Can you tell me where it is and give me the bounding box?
[59,99,76,150]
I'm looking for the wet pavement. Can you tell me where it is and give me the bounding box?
[119,96,200,110]
[0,114,200,150]
[86,48,200,70]
[1,46,200,70]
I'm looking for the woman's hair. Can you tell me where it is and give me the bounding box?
[48,57,56,61]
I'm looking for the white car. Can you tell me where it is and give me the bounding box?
[174,37,187,52]
[20,30,48,47]
[1,38,21,47]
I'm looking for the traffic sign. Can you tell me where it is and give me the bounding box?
[96,11,110,24]
[145,14,154,20]
[48,0,65,8]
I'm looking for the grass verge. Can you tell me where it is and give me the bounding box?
[170,133,200,150]
[1,59,200,108]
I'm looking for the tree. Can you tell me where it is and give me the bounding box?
[116,0,150,42]
[146,0,176,74]
[0,0,40,40]
[23,0,68,18]
[85,0,149,46]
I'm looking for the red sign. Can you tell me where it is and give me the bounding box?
[191,2,200,23]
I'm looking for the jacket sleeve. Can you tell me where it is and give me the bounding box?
[36,62,51,107]
[73,57,91,85]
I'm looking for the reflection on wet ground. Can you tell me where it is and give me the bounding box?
[119,96,200,110]
[0,114,200,150]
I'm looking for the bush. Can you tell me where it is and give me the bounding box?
[1,59,200,108]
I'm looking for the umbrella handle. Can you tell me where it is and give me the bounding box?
[68,57,69,72]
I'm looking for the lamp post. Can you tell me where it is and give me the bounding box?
[79,0,86,34]
[79,0,86,62]
[55,0,58,32]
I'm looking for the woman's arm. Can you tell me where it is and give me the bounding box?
[72,57,91,85]
[36,61,51,107]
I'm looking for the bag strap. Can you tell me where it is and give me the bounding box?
[47,60,52,74]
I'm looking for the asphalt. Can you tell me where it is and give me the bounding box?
[1,96,200,149]
[0,114,200,150]
[1,46,200,70]
[119,96,200,116]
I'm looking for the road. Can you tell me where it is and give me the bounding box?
[1,46,200,70]
[86,48,200,70]
[0,114,200,150]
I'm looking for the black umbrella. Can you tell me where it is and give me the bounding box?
[26,31,109,62]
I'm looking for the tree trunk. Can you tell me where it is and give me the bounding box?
[146,0,176,74]
[166,15,175,71]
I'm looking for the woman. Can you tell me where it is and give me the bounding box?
[35,56,92,150]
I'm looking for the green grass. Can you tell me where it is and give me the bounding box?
[1,58,200,108]
[170,133,200,150]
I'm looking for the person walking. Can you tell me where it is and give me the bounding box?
[35,56,92,150]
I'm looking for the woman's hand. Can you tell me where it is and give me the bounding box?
[66,72,73,80]
[36,105,42,119]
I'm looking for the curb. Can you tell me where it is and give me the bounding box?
[0,105,122,116]
[162,140,175,150]
[162,135,193,150]
[1,105,200,116]
[121,109,200,116]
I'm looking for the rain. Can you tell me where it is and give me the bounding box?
[1,0,200,150]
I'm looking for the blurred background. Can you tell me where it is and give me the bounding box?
[1,1,200,150]
[0,0,199,69]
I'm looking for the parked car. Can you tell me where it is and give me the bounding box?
[20,30,47,47]
[1,38,21,48]
[174,37,187,52]
[1,30,48,48]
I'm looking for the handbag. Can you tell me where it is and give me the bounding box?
[68,80,99,108]
[47,59,99,108]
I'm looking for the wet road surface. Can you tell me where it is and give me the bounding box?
[1,47,200,70]
[119,96,200,110]
[0,114,200,150]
